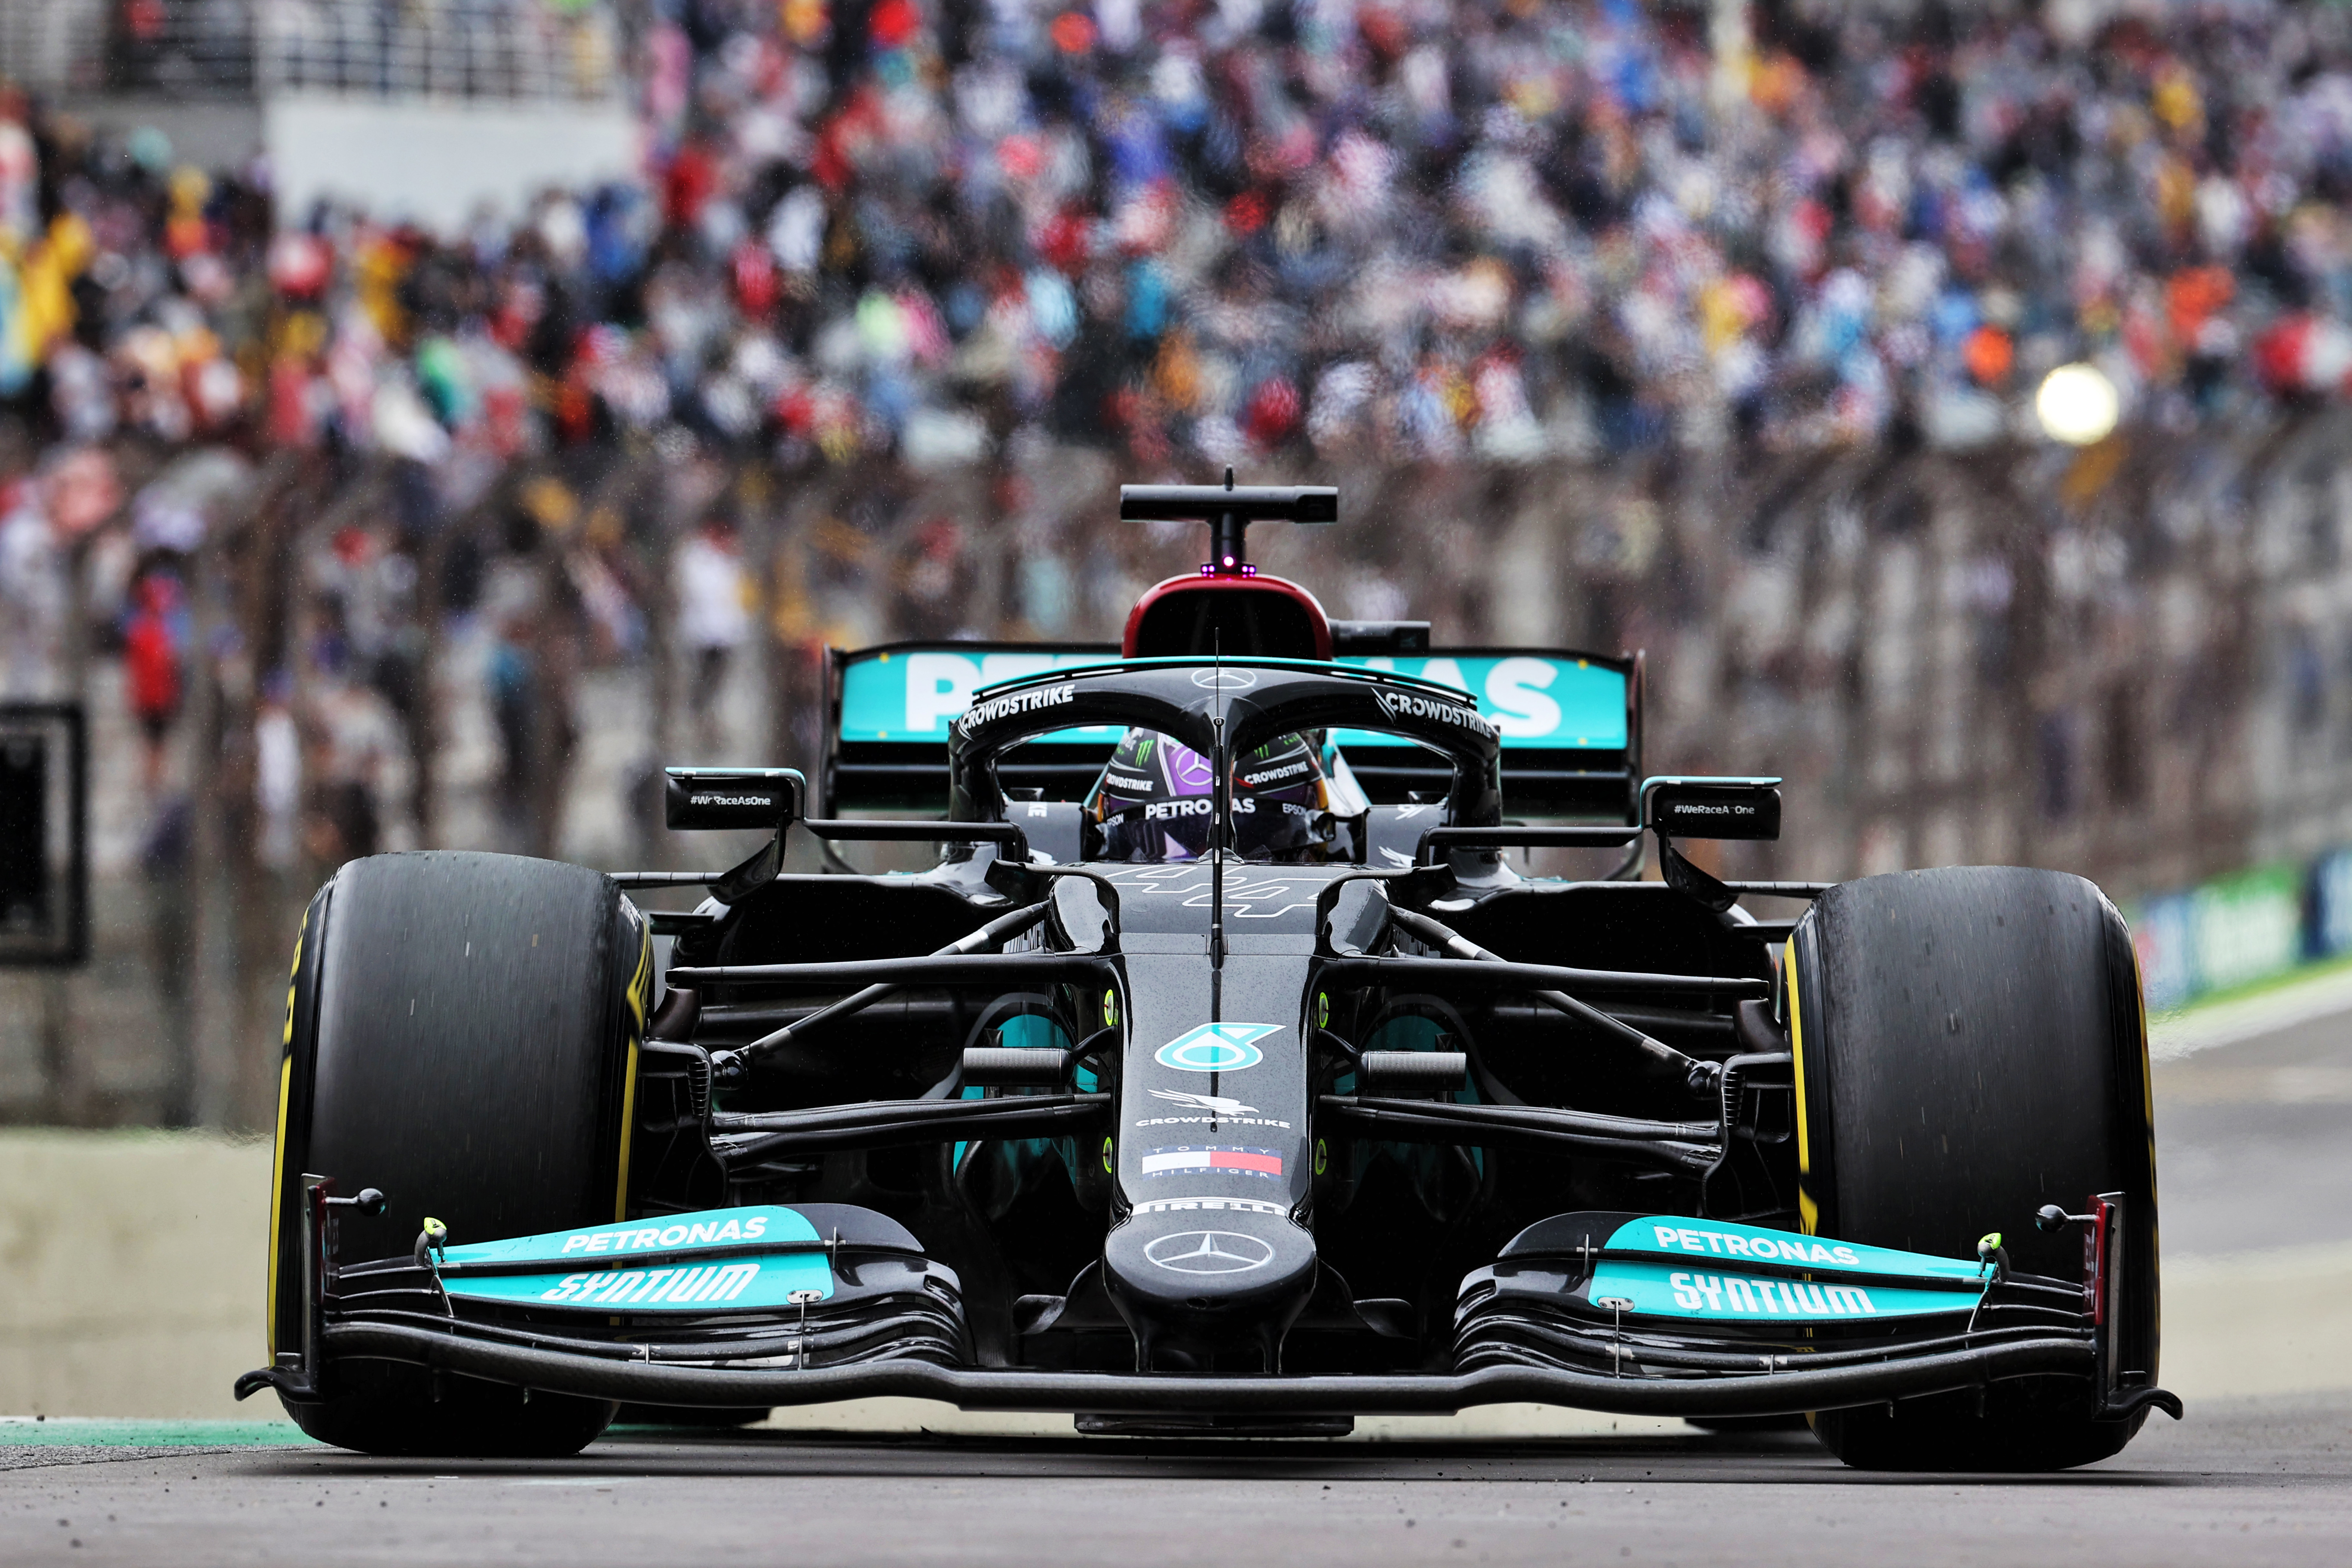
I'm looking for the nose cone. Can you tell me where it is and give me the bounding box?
[1103,1200,1318,1369]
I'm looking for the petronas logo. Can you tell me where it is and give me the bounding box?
[1155,1023,1280,1072]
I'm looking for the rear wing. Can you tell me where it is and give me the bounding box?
[820,642,1641,821]
[824,642,1123,814]
[1327,648,1640,821]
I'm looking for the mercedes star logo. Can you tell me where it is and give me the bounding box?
[1190,668,1259,690]
[1142,1230,1276,1275]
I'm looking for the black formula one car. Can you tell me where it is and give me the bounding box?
[241,482,2176,1470]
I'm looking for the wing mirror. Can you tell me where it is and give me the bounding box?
[1321,878,1392,957]
[1640,776,1782,841]
[1048,876,1117,954]
[1641,776,1781,915]
[664,768,805,831]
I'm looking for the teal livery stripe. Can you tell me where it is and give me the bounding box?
[1604,1216,1988,1286]
[444,1253,832,1313]
[438,1204,835,1313]
[1587,1260,1979,1323]
[1584,1216,1987,1324]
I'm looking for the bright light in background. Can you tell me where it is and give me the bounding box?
[2036,362,2121,445]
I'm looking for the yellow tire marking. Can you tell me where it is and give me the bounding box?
[2129,938,2162,1369]
[1785,940,1824,1378]
[265,910,309,1358]
[1787,945,1818,1237]
[265,1054,292,1358]
[613,913,653,1222]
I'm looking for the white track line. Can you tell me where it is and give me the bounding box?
[2149,968,2352,1062]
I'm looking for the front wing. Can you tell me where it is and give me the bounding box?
[237,1184,2179,1426]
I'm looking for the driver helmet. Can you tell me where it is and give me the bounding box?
[1089,729,1345,862]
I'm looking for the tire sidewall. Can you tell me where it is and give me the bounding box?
[1788,867,2159,1470]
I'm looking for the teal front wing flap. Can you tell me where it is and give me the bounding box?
[1586,1261,1979,1323]
[1606,1217,1988,1283]
[837,646,1627,750]
[1588,1216,1985,1324]
[438,1205,835,1313]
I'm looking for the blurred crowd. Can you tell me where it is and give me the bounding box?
[9,6,2352,479]
[6,1,2352,851]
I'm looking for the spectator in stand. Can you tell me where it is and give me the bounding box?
[674,513,753,754]
[486,609,538,843]
[0,474,58,698]
[254,671,300,871]
[122,572,182,793]
[305,677,390,867]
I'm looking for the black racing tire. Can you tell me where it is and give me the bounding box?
[267,851,651,1457]
[1787,867,2156,1472]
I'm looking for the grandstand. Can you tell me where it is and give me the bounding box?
[0,0,634,227]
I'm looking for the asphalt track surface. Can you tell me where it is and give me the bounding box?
[2,1400,2348,1568]
[7,994,2350,1565]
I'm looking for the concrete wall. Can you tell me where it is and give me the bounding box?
[265,94,640,231]
[43,100,267,171]
[0,1132,268,1420]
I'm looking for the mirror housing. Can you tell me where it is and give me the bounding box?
[1641,776,1782,841]
[665,768,805,832]
[1321,878,1393,957]
[1048,876,1117,954]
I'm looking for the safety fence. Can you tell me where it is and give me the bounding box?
[0,0,620,102]
[259,0,622,102]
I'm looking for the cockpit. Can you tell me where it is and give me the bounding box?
[1083,727,1372,863]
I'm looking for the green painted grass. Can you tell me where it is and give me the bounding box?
[0,1419,311,1448]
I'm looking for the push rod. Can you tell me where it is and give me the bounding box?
[1386,906,1721,1091]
